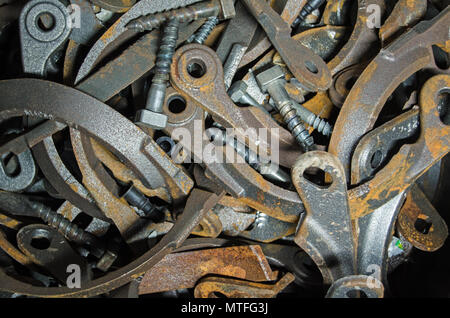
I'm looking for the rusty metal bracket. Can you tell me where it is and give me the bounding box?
[74,0,203,84]
[0,79,194,201]
[0,189,224,297]
[292,151,356,285]
[351,107,420,184]
[194,272,295,298]
[242,0,331,92]
[327,0,386,77]
[170,43,300,168]
[239,0,306,68]
[380,0,427,46]
[397,184,448,252]
[329,7,449,180]
[138,245,277,295]
[161,90,305,223]
[348,74,450,219]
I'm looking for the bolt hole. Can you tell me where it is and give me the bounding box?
[414,215,432,234]
[36,12,56,32]
[346,289,368,298]
[305,61,318,74]
[156,136,175,155]
[437,91,449,126]
[30,236,51,250]
[159,141,172,153]
[168,95,187,114]
[187,60,206,78]
[303,167,333,188]
[370,150,383,169]
[1,152,21,177]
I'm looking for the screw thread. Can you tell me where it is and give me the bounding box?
[206,127,290,183]
[126,2,220,32]
[153,18,180,84]
[306,114,332,137]
[292,0,326,27]
[279,101,314,148]
[188,16,219,44]
[31,202,93,245]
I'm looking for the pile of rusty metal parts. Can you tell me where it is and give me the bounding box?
[0,0,448,299]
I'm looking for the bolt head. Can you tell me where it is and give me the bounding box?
[96,249,118,272]
[219,0,236,20]
[255,65,285,92]
[135,109,168,130]
[228,80,248,102]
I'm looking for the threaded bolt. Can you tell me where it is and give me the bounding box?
[206,127,291,184]
[126,1,221,32]
[255,65,314,150]
[149,17,180,111]
[278,100,314,149]
[187,16,219,44]
[121,184,164,221]
[30,201,104,258]
[292,0,326,28]
[135,18,180,129]
[292,100,333,137]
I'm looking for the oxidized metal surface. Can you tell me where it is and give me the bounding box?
[347,74,450,219]
[351,107,420,184]
[325,275,384,298]
[0,0,448,300]
[194,273,295,298]
[329,8,449,180]
[74,0,203,83]
[292,151,356,285]
[327,0,386,77]
[242,0,331,92]
[138,245,277,295]
[0,189,224,297]
[171,43,300,168]
[0,79,194,199]
[379,0,427,46]
[397,184,448,252]
[239,0,306,68]
[70,129,142,241]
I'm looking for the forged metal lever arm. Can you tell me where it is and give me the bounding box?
[241,0,332,92]
[292,151,356,284]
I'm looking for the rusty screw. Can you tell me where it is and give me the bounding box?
[292,100,333,137]
[187,16,219,44]
[126,0,235,32]
[135,18,180,130]
[256,65,314,150]
[206,126,290,184]
[30,201,105,258]
[292,0,326,28]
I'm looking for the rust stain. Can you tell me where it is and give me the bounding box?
[138,245,277,295]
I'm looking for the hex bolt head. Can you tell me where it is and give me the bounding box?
[228,80,248,102]
[135,109,168,130]
[255,65,286,93]
[219,0,236,20]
